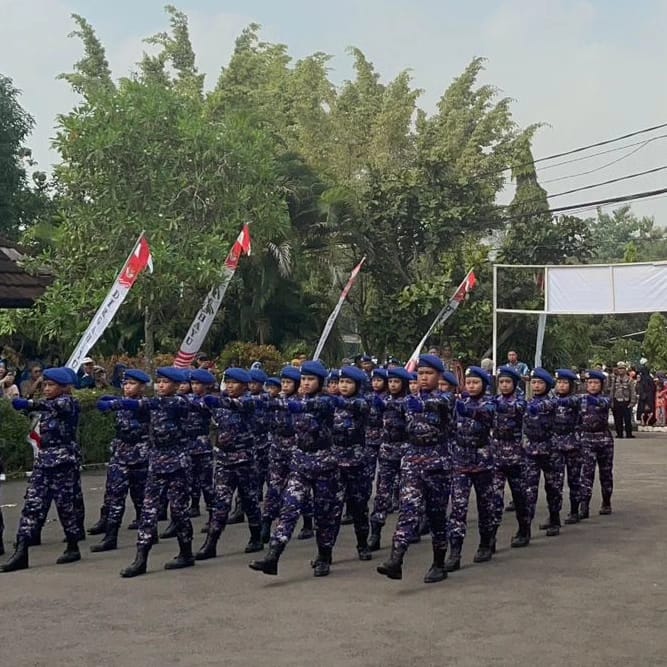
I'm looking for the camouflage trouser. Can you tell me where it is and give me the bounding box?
[562,449,585,506]
[137,468,193,548]
[392,459,450,550]
[17,463,80,541]
[336,464,372,544]
[524,451,564,520]
[493,463,529,527]
[580,438,614,504]
[190,452,214,511]
[449,469,497,547]
[370,452,401,526]
[106,461,147,529]
[255,446,270,500]
[73,466,85,538]
[271,466,340,550]
[210,462,261,533]
[263,446,291,522]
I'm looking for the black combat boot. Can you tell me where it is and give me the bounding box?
[599,493,612,515]
[505,500,515,513]
[473,533,494,563]
[57,539,81,564]
[564,500,580,524]
[367,520,382,552]
[511,522,531,548]
[164,538,195,570]
[297,515,314,540]
[188,503,201,518]
[120,545,150,578]
[201,510,212,534]
[248,543,284,575]
[424,545,448,583]
[28,528,41,546]
[195,530,221,560]
[90,525,119,552]
[127,515,139,530]
[578,501,590,520]
[419,514,430,536]
[227,496,245,525]
[545,512,561,537]
[260,518,272,544]
[87,506,107,535]
[245,524,264,553]
[377,545,406,580]
[356,528,372,561]
[340,506,353,526]
[444,542,462,572]
[313,546,333,577]
[159,519,178,539]
[0,537,29,572]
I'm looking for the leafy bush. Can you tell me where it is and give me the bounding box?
[0,398,33,474]
[217,342,286,375]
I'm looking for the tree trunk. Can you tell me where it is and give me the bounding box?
[144,307,155,371]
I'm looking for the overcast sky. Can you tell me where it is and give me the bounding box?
[2,0,667,223]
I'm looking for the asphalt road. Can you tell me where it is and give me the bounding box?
[0,436,665,667]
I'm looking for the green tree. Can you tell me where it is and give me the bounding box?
[643,313,667,370]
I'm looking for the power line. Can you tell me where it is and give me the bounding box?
[548,186,667,214]
[546,165,667,199]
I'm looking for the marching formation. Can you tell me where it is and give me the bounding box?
[0,354,615,584]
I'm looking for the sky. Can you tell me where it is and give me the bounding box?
[2,0,667,223]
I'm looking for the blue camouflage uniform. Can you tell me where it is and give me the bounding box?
[249,369,271,496]
[364,369,387,489]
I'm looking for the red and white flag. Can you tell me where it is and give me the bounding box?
[174,224,252,368]
[313,257,366,360]
[406,269,478,372]
[66,233,153,371]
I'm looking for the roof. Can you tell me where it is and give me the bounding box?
[0,237,52,308]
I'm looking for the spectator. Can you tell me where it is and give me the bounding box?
[609,362,636,438]
[636,365,656,424]
[93,365,109,390]
[111,363,128,389]
[505,350,530,391]
[480,357,495,394]
[440,342,465,387]
[655,376,667,427]
[0,369,19,399]
[78,357,96,389]
[20,362,44,398]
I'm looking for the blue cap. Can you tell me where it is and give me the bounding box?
[497,366,522,386]
[280,366,301,383]
[124,369,151,384]
[64,368,79,386]
[465,366,490,387]
[340,366,368,385]
[190,369,216,385]
[555,369,578,383]
[418,354,445,373]
[249,368,268,384]
[301,360,328,380]
[265,377,281,388]
[372,368,388,380]
[442,370,459,387]
[156,367,188,383]
[388,367,411,383]
[409,372,418,381]
[360,354,373,363]
[531,368,555,389]
[43,367,75,386]
[585,370,606,383]
[327,369,340,382]
[223,367,251,384]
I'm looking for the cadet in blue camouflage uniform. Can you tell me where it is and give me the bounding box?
[446,366,497,571]
[578,370,614,518]
[195,367,264,561]
[249,360,339,577]
[368,367,411,551]
[116,367,194,578]
[552,369,583,526]
[332,365,372,560]
[364,367,387,493]
[260,366,301,543]
[377,354,453,584]
[2,368,82,572]
[249,368,271,497]
[491,366,530,548]
[89,369,152,553]
[523,368,560,541]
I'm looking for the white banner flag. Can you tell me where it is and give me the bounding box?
[66,233,153,371]
[173,224,252,368]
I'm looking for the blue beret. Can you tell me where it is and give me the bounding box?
[280,366,301,383]
[442,370,459,387]
[465,366,490,386]
[388,367,411,383]
[530,367,555,388]
[555,369,578,383]
[249,369,268,384]
[327,369,340,382]
[190,369,216,385]
[124,369,151,384]
[223,367,251,384]
[585,370,606,383]
[360,354,373,363]
[340,366,368,385]
[497,366,521,386]
[156,367,189,383]
[418,354,445,373]
[265,377,281,388]
[44,367,75,386]
[301,360,328,380]
[409,372,418,381]
[372,368,388,380]
[64,368,79,385]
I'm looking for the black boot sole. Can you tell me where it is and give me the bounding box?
[90,542,117,553]
[120,566,146,578]
[244,542,264,554]
[376,564,402,579]
[424,567,447,583]
[56,553,81,565]
[164,559,195,570]
[248,561,277,575]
